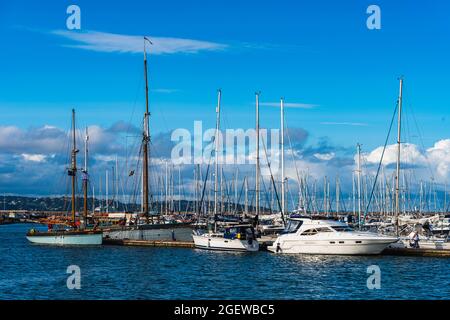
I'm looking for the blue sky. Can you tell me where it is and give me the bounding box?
[0,0,449,197]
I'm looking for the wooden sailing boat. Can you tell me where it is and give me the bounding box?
[102,37,193,242]
[26,109,103,245]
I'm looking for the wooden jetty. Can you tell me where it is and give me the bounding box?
[383,248,450,258]
[103,235,276,250]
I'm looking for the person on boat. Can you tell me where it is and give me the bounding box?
[245,227,254,245]
[410,231,420,248]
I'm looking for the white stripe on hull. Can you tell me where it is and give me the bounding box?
[27,233,102,245]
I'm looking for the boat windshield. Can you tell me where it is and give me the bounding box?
[282,220,303,234]
[331,226,353,232]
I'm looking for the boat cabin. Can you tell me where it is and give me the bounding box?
[223,224,256,241]
[281,217,354,235]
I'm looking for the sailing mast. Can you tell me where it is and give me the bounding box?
[395,77,403,235]
[280,97,285,218]
[83,127,89,228]
[214,89,221,225]
[70,109,78,226]
[255,92,260,218]
[142,37,152,222]
[357,143,362,227]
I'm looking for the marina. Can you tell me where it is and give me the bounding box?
[1,0,449,305]
[1,223,449,300]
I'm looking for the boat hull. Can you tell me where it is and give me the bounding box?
[26,230,103,245]
[193,234,259,252]
[103,223,193,242]
[267,241,391,255]
[389,238,450,250]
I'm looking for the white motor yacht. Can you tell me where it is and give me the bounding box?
[268,215,398,255]
[193,224,259,252]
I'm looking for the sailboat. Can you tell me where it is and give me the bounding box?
[102,37,192,242]
[192,90,259,252]
[26,109,103,245]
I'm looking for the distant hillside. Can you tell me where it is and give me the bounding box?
[0,196,261,213]
[0,196,137,212]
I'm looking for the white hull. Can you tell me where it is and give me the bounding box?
[27,232,102,245]
[193,234,259,252]
[268,238,394,255]
[269,217,398,255]
[389,238,450,250]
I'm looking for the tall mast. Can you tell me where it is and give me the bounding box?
[214,90,221,218]
[395,77,403,235]
[142,37,152,221]
[280,97,285,217]
[255,92,260,217]
[83,127,89,227]
[70,109,78,225]
[106,170,109,214]
[244,177,248,215]
[357,143,362,227]
[336,175,340,215]
[115,155,119,209]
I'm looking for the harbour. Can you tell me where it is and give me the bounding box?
[1,0,449,305]
[1,223,449,300]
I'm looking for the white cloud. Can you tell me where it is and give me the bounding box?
[261,102,318,109]
[314,152,335,161]
[51,30,228,55]
[363,140,450,182]
[21,153,47,162]
[320,122,368,127]
[151,88,179,94]
[426,139,450,179]
[364,143,426,166]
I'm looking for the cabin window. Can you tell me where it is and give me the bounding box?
[331,226,353,232]
[282,220,303,234]
[315,227,332,233]
[301,228,318,236]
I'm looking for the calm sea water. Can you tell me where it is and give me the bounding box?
[0,223,448,300]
